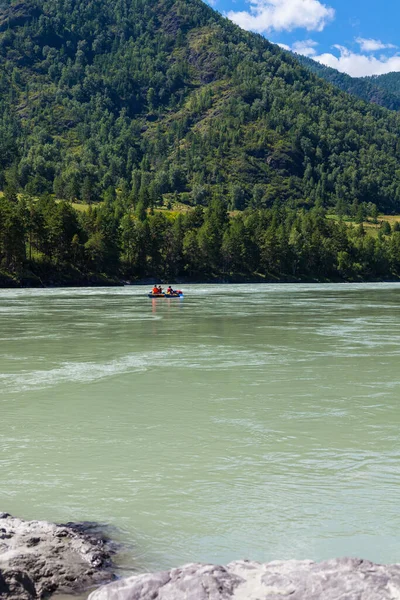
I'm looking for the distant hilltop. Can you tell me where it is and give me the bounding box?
[296,54,400,112]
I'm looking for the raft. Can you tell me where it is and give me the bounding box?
[148,293,184,298]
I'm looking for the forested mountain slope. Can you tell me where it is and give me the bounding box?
[296,55,400,112]
[0,0,400,214]
[363,72,400,102]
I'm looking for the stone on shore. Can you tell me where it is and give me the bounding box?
[0,512,116,599]
[89,558,400,600]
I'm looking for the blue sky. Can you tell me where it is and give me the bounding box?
[206,0,400,77]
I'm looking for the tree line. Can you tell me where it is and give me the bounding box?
[2,191,400,286]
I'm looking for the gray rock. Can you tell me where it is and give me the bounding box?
[0,514,116,599]
[89,558,400,600]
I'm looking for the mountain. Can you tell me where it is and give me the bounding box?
[1,0,400,214]
[363,72,400,102]
[295,55,400,112]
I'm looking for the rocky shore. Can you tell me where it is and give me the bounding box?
[89,559,400,600]
[2,512,400,599]
[0,513,116,599]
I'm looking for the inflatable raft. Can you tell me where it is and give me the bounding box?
[148,293,184,298]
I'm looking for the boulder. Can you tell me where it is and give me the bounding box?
[0,513,116,599]
[89,558,400,600]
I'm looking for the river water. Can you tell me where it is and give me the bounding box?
[1,283,400,573]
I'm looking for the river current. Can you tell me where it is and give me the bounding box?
[1,283,400,572]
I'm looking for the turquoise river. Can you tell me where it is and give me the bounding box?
[1,283,400,575]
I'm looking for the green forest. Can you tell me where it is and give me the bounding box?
[364,72,400,102]
[2,192,400,286]
[1,0,400,284]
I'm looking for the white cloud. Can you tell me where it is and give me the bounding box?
[226,0,335,34]
[314,46,400,77]
[275,37,400,77]
[276,38,319,58]
[291,39,318,56]
[356,37,396,53]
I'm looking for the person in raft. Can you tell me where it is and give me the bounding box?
[167,286,183,295]
[152,285,163,295]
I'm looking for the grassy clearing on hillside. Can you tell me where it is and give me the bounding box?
[54,200,103,212]
[3,191,400,231]
[155,205,193,218]
[380,215,400,224]
[69,201,100,212]
[0,193,101,213]
[326,214,400,235]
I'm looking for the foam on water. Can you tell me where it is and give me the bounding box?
[0,346,294,394]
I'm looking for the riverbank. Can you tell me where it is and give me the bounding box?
[2,513,400,600]
[1,268,400,288]
[0,268,123,288]
[89,559,400,600]
[0,513,116,599]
